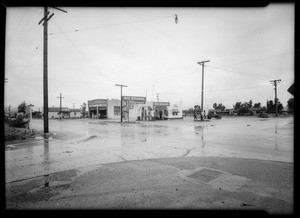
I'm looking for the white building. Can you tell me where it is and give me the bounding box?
[88,98,183,121]
[69,109,82,118]
[45,107,69,119]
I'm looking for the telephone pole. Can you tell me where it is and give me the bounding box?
[38,6,67,134]
[57,93,64,114]
[115,84,127,123]
[156,93,160,102]
[27,103,34,131]
[270,79,281,117]
[197,60,210,112]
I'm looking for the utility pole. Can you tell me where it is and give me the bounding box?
[197,60,210,112]
[27,104,34,131]
[8,105,11,117]
[156,93,160,102]
[73,103,75,109]
[115,84,127,123]
[38,6,67,134]
[57,93,64,115]
[270,79,281,117]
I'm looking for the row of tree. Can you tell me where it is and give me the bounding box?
[183,98,294,116]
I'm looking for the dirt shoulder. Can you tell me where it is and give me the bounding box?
[4,122,45,145]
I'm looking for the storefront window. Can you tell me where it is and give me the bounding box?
[114,106,121,115]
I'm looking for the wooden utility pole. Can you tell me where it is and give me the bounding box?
[115,84,127,123]
[57,93,64,114]
[197,60,210,112]
[27,104,34,131]
[156,93,160,102]
[270,79,281,117]
[38,6,67,134]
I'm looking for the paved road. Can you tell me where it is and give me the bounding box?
[5,116,293,183]
[6,156,293,213]
[5,116,294,213]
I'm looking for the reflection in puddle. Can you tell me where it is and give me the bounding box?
[274,122,278,150]
[194,126,206,156]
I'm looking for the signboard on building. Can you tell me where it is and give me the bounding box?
[88,99,108,107]
[122,96,146,104]
[153,102,170,107]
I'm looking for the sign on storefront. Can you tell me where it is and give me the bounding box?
[122,96,146,104]
[88,99,108,107]
[153,102,170,107]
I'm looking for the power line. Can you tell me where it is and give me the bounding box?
[49,15,171,35]
[225,51,293,66]
[15,39,42,80]
[6,9,41,65]
[51,20,114,84]
[159,84,270,95]
[207,64,271,81]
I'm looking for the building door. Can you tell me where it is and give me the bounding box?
[159,110,163,120]
[98,107,107,119]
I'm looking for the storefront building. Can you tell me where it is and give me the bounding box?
[70,109,82,118]
[88,98,182,121]
[88,99,108,118]
[44,107,69,119]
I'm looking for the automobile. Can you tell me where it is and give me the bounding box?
[207,109,221,119]
[258,111,268,118]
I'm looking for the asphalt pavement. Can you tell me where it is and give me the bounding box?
[5,156,293,214]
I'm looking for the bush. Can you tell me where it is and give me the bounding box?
[8,113,29,128]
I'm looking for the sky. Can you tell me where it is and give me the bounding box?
[4,4,294,111]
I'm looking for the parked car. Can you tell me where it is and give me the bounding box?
[258,111,268,118]
[207,109,221,119]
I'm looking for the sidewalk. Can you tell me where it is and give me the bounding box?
[6,156,293,214]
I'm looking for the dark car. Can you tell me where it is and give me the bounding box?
[258,111,268,118]
[207,110,221,119]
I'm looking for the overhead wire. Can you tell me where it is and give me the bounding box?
[207,65,271,81]
[159,84,270,95]
[16,38,42,81]
[6,8,41,65]
[49,15,172,35]
[51,20,115,84]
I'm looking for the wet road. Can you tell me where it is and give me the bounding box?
[5,116,293,183]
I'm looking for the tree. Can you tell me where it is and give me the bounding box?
[253,102,261,108]
[233,101,251,115]
[80,103,87,115]
[287,98,294,112]
[248,100,253,108]
[213,103,225,111]
[267,100,283,114]
[18,102,27,113]
[8,102,29,128]
[213,103,217,109]
[233,102,242,111]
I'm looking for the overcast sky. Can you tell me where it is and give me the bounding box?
[4,4,294,111]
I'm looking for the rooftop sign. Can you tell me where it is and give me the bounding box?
[122,96,146,103]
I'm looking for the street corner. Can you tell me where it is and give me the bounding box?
[5,169,80,209]
[178,166,252,192]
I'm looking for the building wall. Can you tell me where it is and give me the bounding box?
[70,111,82,118]
[49,112,59,119]
[128,101,153,122]
[167,102,183,119]
[107,99,121,119]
